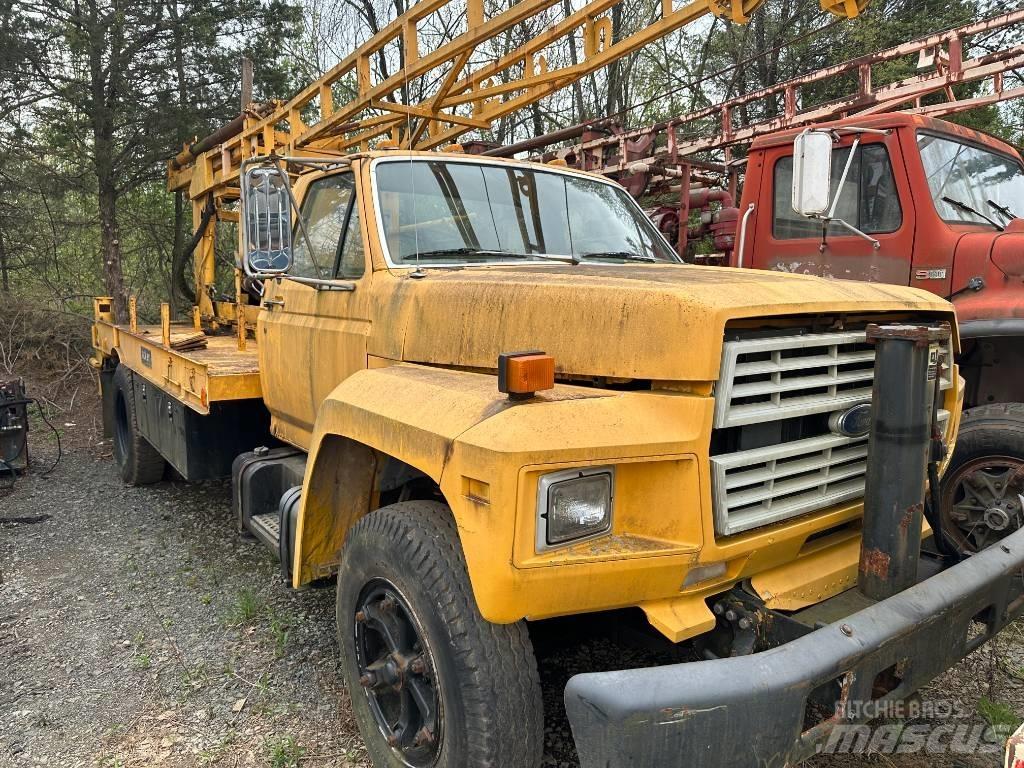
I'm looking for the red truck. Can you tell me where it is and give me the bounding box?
[731,112,1024,553]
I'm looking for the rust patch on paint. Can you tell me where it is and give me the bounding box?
[900,502,923,533]
[860,548,891,580]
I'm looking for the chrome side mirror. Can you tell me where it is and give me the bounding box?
[791,130,833,217]
[242,165,293,276]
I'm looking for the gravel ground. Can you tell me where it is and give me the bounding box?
[2,390,1023,768]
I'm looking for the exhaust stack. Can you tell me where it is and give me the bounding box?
[859,323,950,600]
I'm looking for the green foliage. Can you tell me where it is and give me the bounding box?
[265,735,305,768]
[227,588,266,626]
[977,696,1020,738]
[1,0,300,319]
[1,0,1020,332]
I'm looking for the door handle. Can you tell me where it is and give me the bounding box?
[263,298,285,309]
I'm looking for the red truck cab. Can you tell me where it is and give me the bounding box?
[736,113,1024,552]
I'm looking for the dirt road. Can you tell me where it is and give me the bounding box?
[2,421,1022,767]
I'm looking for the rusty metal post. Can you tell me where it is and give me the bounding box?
[859,323,950,600]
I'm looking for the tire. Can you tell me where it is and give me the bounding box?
[938,403,1024,553]
[336,501,543,768]
[111,365,166,486]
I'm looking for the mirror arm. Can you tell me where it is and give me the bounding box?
[825,137,861,220]
[827,218,881,250]
[271,157,325,279]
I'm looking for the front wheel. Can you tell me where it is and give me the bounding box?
[336,501,543,768]
[939,403,1024,553]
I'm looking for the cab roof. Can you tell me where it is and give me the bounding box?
[326,148,615,182]
[749,113,1021,158]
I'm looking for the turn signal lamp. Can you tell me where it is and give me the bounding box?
[498,351,555,400]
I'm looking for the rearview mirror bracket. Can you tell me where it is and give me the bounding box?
[791,127,889,252]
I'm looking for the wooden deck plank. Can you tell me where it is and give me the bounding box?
[129,324,261,376]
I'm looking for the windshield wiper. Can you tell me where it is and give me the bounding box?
[942,196,1004,231]
[490,251,579,264]
[402,248,491,260]
[580,250,658,263]
[986,199,1018,222]
[402,248,578,264]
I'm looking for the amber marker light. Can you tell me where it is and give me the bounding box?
[498,351,555,400]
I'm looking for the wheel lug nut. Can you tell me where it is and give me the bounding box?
[410,657,426,675]
[414,726,435,746]
[381,597,396,613]
[355,610,367,623]
[359,672,377,688]
[387,734,400,747]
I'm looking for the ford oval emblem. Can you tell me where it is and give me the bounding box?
[829,403,872,438]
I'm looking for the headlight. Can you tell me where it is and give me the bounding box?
[536,466,614,551]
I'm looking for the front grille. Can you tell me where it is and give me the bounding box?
[711,326,953,536]
[711,412,949,535]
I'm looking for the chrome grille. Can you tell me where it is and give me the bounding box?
[711,327,953,536]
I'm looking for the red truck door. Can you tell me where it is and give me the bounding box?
[743,133,916,286]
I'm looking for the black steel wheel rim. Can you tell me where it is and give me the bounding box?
[353,579,442,766]
[941,455,1024,553]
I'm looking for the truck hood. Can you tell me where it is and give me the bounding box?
[393,264,953,383]
[951,227,1024,323]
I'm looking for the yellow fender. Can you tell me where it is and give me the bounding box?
[290,360,717,633]
[291,363,516,585]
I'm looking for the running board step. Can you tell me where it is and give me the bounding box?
[249,511,281,552]
[232,447,307,582]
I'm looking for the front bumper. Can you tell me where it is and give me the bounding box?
[565,526,1024,768]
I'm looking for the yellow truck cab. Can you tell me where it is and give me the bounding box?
[91,149,1024,768]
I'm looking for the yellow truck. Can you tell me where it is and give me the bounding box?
[91,147,1024,767]
[88,0,1024,764]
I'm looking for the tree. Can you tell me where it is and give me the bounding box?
[14,0,299,320]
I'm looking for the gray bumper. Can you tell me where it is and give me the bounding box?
[565,527,1024,768]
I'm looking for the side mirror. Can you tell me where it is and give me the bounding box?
[242,165,293,276]
[791,130,833,217]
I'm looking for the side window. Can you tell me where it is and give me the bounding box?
[773,144,902,239]
[292,174,354,277]
[337,201,365,279]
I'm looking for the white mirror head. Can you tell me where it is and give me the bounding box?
[792,130,834,217]
[242,165,293,276]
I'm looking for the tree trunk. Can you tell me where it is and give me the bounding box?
[169,5,195,313]
[0,224,9,293]
[171,191,196,310]
[98,179,128,322]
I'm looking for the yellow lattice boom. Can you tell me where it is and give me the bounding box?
[168,0,867,202]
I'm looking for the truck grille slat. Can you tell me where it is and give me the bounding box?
[733,349,876,377]
[730,368,875,398]
[711,322,954,537]
[723,442,869,490]
[725,389,875,427]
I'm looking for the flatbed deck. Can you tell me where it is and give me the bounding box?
[92,319,261,414]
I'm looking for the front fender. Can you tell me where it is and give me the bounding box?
[292,363,518,585]
[293,362,719,634]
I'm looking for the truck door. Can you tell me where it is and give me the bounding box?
[259,168,371,450]
[748,135,916,285]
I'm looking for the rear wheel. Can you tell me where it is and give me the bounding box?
[111,366,166,485]
[336,501,543,768]
[939,403,1024,553]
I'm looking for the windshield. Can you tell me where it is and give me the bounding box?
[917,133,1024,226]
[374,159,679,265]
